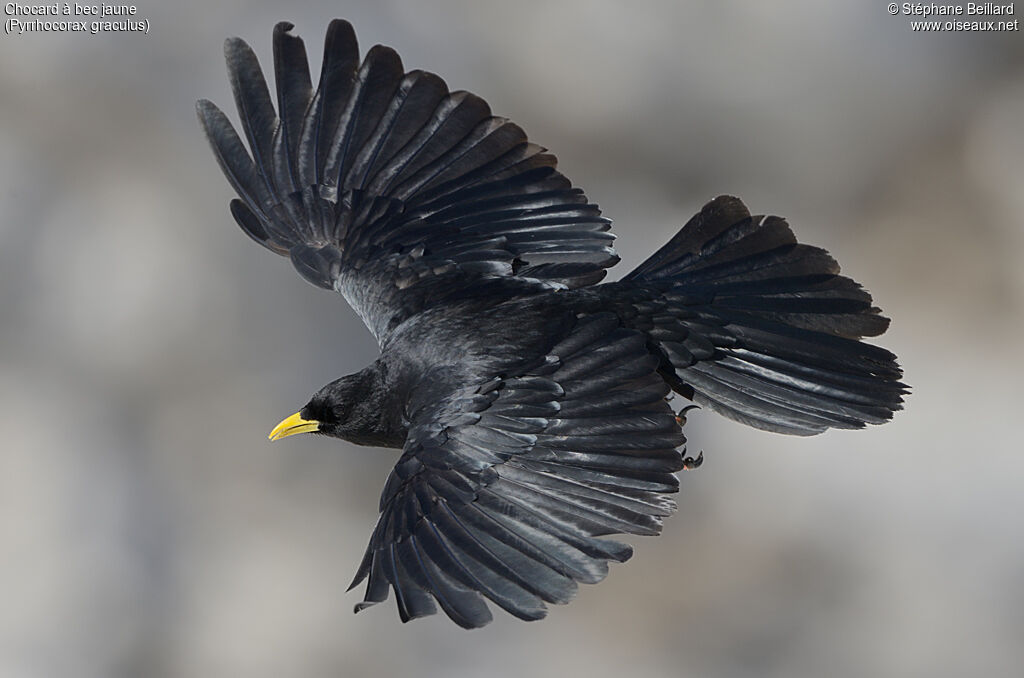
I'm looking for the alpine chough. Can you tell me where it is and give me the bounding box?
[197,20,907,628]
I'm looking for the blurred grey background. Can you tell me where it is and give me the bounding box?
[1,1,1022,677]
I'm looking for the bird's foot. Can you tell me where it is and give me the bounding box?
[682,450,704,470]
[675,404,700,426]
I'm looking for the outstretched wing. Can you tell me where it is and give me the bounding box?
[349,313,687,628]
[197,20,617,342]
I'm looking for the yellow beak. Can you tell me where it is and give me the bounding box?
[268,411,320,441]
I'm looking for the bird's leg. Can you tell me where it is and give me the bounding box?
[674,404,703,469]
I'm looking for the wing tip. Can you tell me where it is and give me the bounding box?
[194,98,215,123]
[324,18,358,53]
[194,99,235,148]
[223,35,255,63]
[273,20,295,36]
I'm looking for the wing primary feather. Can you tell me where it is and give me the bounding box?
[271,22,313,198]
[418,515,548,621]
[407,535,492,628]
[440,501,577,604]
[389,542,437,621]
[196,100,274,219]
[465,502,611,585]
[323,44,405,192]
[224,37,278,198]
[353,552,390,612]
[475,487,635,563]
[298,19,359,190]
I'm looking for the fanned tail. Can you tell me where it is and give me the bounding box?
[624,195,906,435]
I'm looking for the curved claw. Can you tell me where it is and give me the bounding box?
[675,404,700,426]
[682,450,704,470]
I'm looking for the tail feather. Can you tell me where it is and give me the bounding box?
[625,195,906,436]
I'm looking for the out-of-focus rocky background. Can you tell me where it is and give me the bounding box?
[1,2,1022,677]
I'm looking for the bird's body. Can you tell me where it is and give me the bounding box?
[199,19,906,628]
[330,296,565,448]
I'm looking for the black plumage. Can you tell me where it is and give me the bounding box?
[198,20,907,628]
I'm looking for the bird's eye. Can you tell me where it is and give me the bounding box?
[304,399,341,426]
[301,402,326,423]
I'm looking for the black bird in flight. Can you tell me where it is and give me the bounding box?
[198,20,906,628]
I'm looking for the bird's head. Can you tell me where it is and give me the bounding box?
[268,370,387,444]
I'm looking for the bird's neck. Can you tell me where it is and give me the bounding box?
[341,362,408,449]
